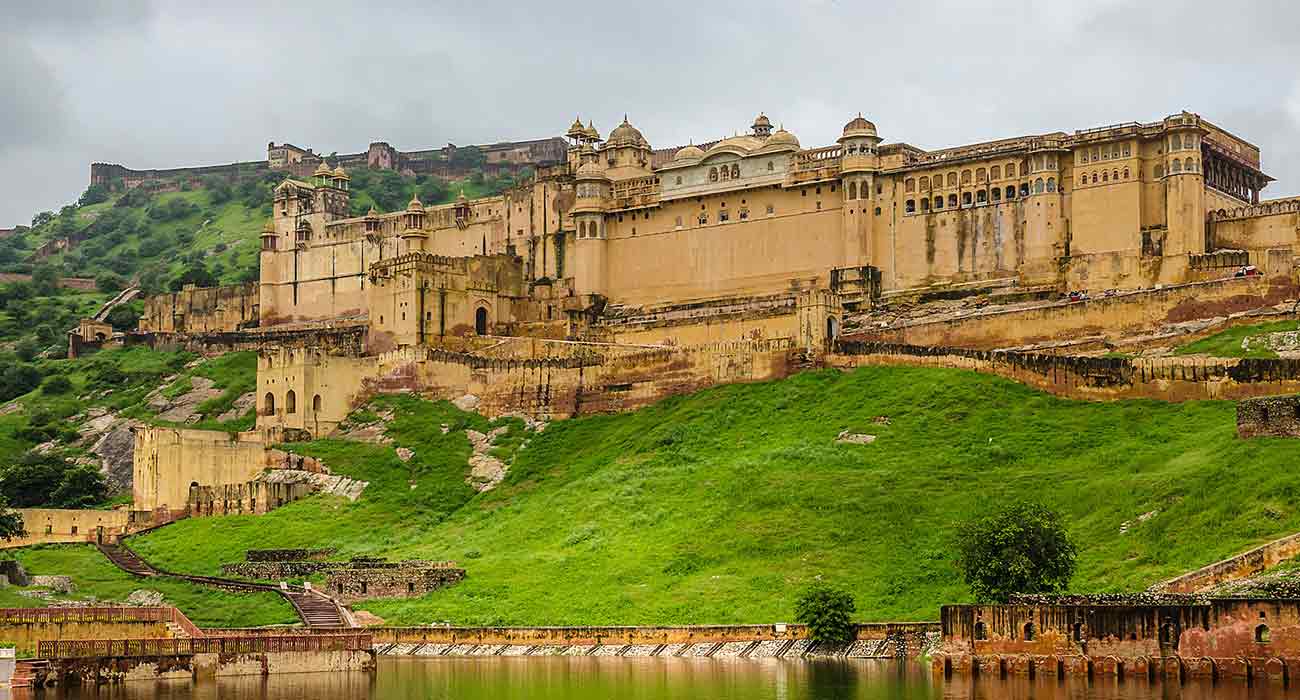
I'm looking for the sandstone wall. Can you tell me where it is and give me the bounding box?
[8,508,132,548]
[1152,532,1300,594]
[138,283,259,335]
[856,276,1294,350]
[132,428,272,512]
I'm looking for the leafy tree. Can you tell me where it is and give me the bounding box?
[449,145,486,171]
[31,212,54,228]
[96,273,127,294]
[170,263,217,291]
[79,183,111,206]
[0,453,105,509]
[417,176,449,205]
[13,339,41,363]
[105,305,140,332]
[41,375,72,395]
[31,265,59,296]
[954,500,1077,602]
[794,583,857,645]
[0,496,25,542]
[0,363,42,401]
[50,464,107,509]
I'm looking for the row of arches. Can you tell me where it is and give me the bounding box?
[903,179,1054,213]
[263,391,322,416]
[709,164,742,182]
[1079,168,1131,186]
[577,220,602,239]
[1078,143,1132,164]
[904,162,1023,193]
[1211,199,1300,221]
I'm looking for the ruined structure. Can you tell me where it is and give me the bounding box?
[1237,394,1300,438]
[935,599,1300,683]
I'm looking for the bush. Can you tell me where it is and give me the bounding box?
[96,273,127,294]
[105,306,140,332]
[0,363,42,402]
[954,500,1077,602]
[794,583,856,645]
[0,453,106,508]
[169,264,217,291]
[13,339,41,363]
[41,375,72,395]
[79,183,111,206]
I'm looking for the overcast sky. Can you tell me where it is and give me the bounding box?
[2,0,1298,226]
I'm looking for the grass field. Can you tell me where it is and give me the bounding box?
[0,545,295,626]
[126,365,1300,627]
[1175,319,1300,358]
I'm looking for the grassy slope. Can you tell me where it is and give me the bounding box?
[130,366,1300,627]
[1175,319,1300,358]
[1,545,295,626]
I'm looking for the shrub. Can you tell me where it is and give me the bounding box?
[96,273,127,294]
[794,583,856,645]
[41,375,72,395]
[0,364,42,402]
[954,500,1077,602]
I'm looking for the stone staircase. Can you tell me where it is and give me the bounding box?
[10,659,48,688]
[96,543,353,629]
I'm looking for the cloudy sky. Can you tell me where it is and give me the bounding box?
[2,0,1298,226]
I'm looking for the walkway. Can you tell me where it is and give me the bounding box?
[96,542,352,629]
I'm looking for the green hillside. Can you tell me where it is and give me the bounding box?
[115,365,1299,626]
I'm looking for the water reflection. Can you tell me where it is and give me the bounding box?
[35,657,1300,700]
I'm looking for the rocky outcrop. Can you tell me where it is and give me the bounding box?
[466,427,509,492]
[150,376,223,423]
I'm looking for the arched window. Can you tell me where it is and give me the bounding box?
[1006,185,1015,200]
[921,198,930,212]
[285,390,296,415]
[961,169,972,184]
[947,172,957,187]
[1034,178,1045,193]
[1154,164,1164,178]
[1046,178,1056,192]
[905,199,916,213]
[848,182,857,200]
[264,392,275,416]
[919,176,929,190]
[767,161,774,171]
[991,165,1001,180]
[962,192,972,205]
[312,394,321,412]
[1079,174,1088,187]
[1020,182,1030,196]
[698,213,708,225]
[977,189,987,203]
[1185,157,1195,172]
[1024,623,1036,641]
[1172,159,1183,173]
[976,167,987,183]
[1006,163,1016,178]
[934,196,943,210]
[1103,171,1108,182]
[1171,134,1182,150]
[1123,168,1130,179]
[974,622,988,641]
[720,166,729,181]
[949,194,958,208]
[992,188,1001,202]
[730,164,740,179]
[1256,624,1271,643]
[905,178,915,193]
[1092,173,1098,184]
[1112,169,1119,181]
[709,167,718,182]
[475,307,489,335]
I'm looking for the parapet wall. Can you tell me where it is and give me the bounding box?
[857,276,1294,349]
[132,427,274,513]
[831,340,1300,402]
[8,508,132,548]
[1151,531,1300,594]
[138,283,259,335]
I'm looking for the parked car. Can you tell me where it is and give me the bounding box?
[1068,290,1089,302]
[1235,265,1261,277]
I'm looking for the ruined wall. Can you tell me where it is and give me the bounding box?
[832,340,1300,402]
[138,283,259,334]
[858,276,1293,350]
[324,563,466,603]
[936,600,1300,681]
[6,508,132,548]
[1237,394,1300,438]
[131,427,273,512]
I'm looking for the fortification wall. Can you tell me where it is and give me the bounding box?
[6,508,132,548]
[857,276,1294,349]
[1152,531,1300,594]
[831,341,1300,402]
[138,283,259,335]
[131,428,272,512]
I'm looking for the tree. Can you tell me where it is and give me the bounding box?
[79,183,111,206]
[0,453,66,507]
[41,375,72,395]
[954,500,1077,603]
[96,273,127,294]
[105,305,140,332]
[0,364,43,402]
[794,583,857,645]
[170,263,217,291]
[31,265,59,296]
[449,145,486,171]
[50,464,107,509]
[0,496,25,542]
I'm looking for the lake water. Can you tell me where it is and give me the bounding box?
[34,657,1300,699]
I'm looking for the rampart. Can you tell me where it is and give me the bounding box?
[830,340,1300,402]
[131,427,276,513]
[1237,394,1300,438]
[855,276,1295,350]
[935,599,1300,682]
[138,283,259,335]
[9,508,132,548]
[1151,532,1300,594]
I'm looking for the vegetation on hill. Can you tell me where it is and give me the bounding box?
[1175,319,1300,358]
[119,366,1300,627]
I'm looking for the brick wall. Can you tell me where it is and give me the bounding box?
[325,563,466,603]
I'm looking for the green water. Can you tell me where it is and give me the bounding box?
[42,657,1300,699]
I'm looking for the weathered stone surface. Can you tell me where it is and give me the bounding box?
[395,447,414,462]
[465,426,511,492]
[153,377,223,423]
[835,430,876,445]
[0,560,30,587]
[32,575,75,594]
[453,394,480,412]
[216,392,257,422]
[125,589,165,606]
[90,420,139,492]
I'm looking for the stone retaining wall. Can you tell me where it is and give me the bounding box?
[1238,394,1300,438]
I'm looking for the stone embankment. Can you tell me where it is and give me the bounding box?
[371,623,939,660]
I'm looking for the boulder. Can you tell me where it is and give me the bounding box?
[217,392,257,422]
[835,430,876,445]
[91,421,139,492]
